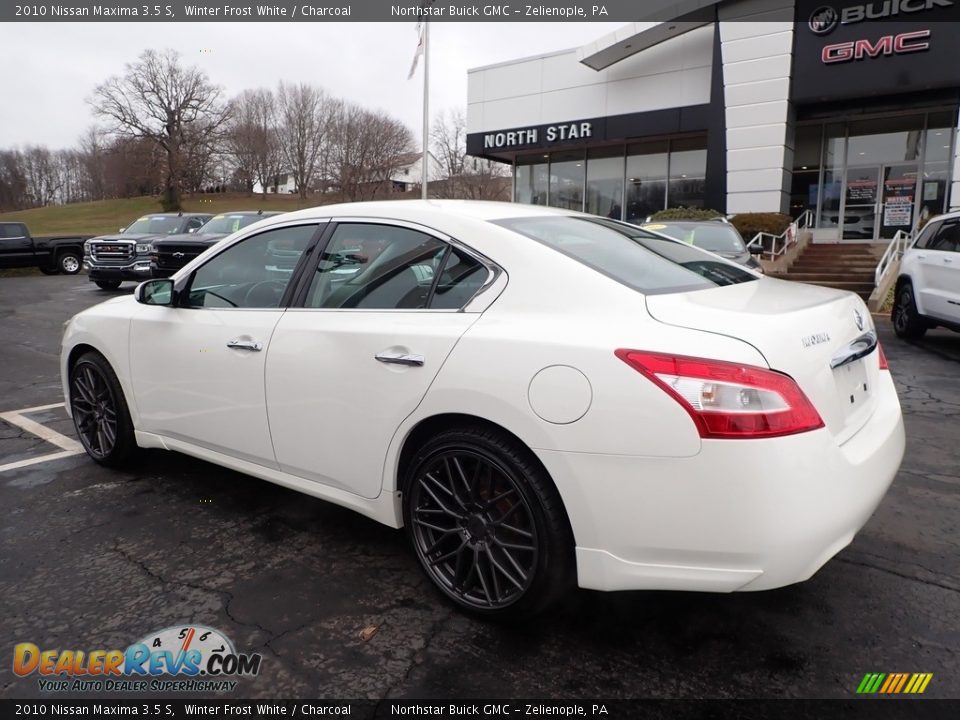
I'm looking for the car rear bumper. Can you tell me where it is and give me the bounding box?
[537,370,905,593]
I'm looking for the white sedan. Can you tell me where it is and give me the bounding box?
[61,200,905,616]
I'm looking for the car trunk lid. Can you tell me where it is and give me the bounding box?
[645,278,880,444]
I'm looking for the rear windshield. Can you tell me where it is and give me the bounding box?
[200,214,266,235]
[495,216,757,294]
[645,222,747,254]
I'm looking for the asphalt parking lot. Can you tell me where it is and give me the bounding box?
[0,273,957,700]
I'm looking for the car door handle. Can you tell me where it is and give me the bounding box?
[830,331,878,370]
[375,351,424,367]
[945,257,953,263]
[226,338,263,352]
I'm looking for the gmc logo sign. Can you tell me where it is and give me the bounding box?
[822,29,931,63]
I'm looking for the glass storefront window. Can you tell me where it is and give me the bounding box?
[515,155,548,206]
[819,123,845,228]
[847,115,923,165]
[791,125,822,219]
[548,151,585,211]
[585,148,624,220]
[668,137,707,209]
[625,141,668,223]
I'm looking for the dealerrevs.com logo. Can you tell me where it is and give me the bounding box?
[808,0,954,34]
[13,625,262,693]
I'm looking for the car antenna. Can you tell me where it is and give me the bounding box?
[178,211,183,216]
[258,209,263,215]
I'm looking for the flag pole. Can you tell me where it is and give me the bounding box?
[421,18,430,200]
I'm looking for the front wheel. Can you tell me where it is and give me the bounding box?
[892,282,927,339]
[95,280,122,291]
[39,267,59,275]
[58,251,82,275]
[69,351,138,467]
[403,426,574,618]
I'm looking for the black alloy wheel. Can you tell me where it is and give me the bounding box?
[892,282,927,340]
[404,427,573,617]
[70,352,137,467]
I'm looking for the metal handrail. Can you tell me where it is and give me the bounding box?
[745,210,814,261]
[874,229,911,287]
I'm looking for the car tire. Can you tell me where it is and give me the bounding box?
[95,280,122,291]
[58,250,82,275]
[39,267,59,275]
[892,282,927,340]
[402,425,574,618]
[69,351,138,468]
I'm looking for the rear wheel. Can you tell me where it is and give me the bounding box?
[892,282,927,339]
[58,250,82,275]
[403,426,574,618]
[69,351,138,467]
[95,280,122,291]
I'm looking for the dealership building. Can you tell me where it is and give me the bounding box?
[466,0,960,241]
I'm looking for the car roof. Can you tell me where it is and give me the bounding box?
[212,210,284,216]
[642,219,728,226]
[267,199,581,224]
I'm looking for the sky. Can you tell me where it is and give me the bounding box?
[2,22,624,150]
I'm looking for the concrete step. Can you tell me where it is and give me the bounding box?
[778,273,875,282]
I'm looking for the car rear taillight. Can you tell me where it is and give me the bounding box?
[877,342,889,370]
[615,350,825,439]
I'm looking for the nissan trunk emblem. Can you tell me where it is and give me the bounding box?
[855,309,864,331]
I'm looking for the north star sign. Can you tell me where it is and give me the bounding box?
[483,122,594,149]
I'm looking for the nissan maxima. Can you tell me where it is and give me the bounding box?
[61,201,905,616]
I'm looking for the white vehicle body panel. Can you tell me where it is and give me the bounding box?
[61,200,905,595]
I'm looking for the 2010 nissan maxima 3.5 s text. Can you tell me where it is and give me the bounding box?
[61,200,905,616]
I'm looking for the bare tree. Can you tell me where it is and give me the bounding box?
[328,102,415,201]
[90,49,230,210]
[0,150,29,211]
[275,82,331,200]
[431,108,510,201]
[225,88,282,194]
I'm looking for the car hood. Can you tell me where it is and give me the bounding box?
[646,278,882,445]
[90,233,157,242]
[154,232,228,246]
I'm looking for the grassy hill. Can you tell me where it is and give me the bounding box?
[0,193,321,236]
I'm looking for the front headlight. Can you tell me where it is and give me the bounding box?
[135,243,153,254]
[83,240,91,254]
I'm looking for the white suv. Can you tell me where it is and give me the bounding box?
[893,210,960,339]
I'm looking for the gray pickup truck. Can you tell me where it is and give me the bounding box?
[0,221,90,275]
[85,212,212,290]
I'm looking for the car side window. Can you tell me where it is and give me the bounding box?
[928,221,960,253]
[1,224,26,238]
[913,221,941,250]
[304,224,446,310]
[185,224,316,309]
[430,248,490,310]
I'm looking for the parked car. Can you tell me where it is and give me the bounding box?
[641,219,763,272]
[84,212,213,290]
[0,222,90,275]
[61,201,904,617]
[892,210,960,338]
[151,211,285,278]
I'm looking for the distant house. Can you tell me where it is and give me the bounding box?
[390,152,445,192]
[252,172,297,195]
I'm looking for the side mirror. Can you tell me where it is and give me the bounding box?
[135,279,175,306]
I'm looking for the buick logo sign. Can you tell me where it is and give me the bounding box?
[809,5,839,34]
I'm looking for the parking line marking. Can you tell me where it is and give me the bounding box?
[0,402,84,472]
[0,450,81,474]
[0,403,83,453]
